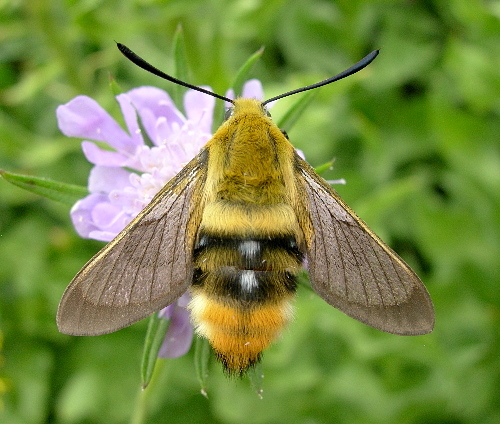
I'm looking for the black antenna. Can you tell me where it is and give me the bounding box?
[117,43,378,107]
[262,50,379,105]
[116,43,234,104]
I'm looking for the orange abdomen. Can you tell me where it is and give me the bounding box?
[189,292,294,371]
[189,234,303,374]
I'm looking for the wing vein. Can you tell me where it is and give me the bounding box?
[133,215,163,304]
[337,216,367,303]
[371,238,397,305]
[310,181,328,280]
[329,202,348,299]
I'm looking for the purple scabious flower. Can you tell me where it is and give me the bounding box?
[56,80,265,358]
[57,86,215,242]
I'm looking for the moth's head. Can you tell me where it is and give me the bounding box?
[224,98,270,121]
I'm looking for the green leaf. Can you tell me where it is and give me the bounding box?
[140,313,170,389]
[314,160,335,175]
[0,170,88,205]
[213,46,266,127]
[109,73,123,97]
[276,89,317,133]
[230,46,265,99]
[194,337,211,397]
[172,24,190,112]
[296,270,313,293]
[136,113,155,147]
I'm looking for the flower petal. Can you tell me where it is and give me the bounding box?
[81,142,131,167]
[176,292,191,308]
[88,166,132,193]
[57,96,137,153]
[295,148,305,160]
[242,79,264,100]
[158,303,194,358]
[88,230,120,242]
[70,193,108,239]
[158,303,174,321]
[123,87,185,145]
[184,87,215,133]
[70,192,132,241]
[91,202,126,229]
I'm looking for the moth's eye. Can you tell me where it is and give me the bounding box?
[224,108,234,121]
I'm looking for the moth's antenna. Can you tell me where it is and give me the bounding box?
[263,50,379,105]
[117,43,234,104]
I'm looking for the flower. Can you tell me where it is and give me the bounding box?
[56,80,265,359]
[57,86,215,242]
[157,293,193,358]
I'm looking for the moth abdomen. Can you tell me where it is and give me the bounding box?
[194,234,303,270]
[189,292,294,373]
[193,267,297,304]
[189,233,303,373]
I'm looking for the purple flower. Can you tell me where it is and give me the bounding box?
[157,293,193,358]
[57,86,215,242]
[56,80,265,359]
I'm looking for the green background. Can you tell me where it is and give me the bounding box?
[1,0,498,423]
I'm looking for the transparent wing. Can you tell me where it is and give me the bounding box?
[296,157,434,335]
[57,151,207,335]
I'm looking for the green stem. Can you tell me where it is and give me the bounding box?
[130,359,167,424]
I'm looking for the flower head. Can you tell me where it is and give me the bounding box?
[56,80,265,358]
[57,86,215,242]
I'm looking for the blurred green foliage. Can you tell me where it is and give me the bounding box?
[0,0,498,423]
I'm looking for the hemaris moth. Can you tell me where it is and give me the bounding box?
[57,44,434,374]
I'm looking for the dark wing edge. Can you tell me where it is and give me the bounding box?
[57,150,208,336]
[295,156,434,335]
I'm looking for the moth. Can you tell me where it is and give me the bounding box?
[57,44,434,373]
